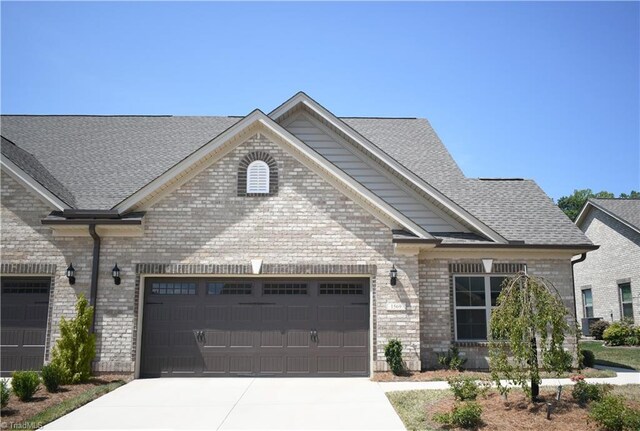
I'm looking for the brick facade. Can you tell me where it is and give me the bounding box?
[574,208,640,324]
[1,132,580,375]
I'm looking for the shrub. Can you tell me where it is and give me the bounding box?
[437,346,467,371]
[41,363,63,393]
[448,376,486,401]
[384,339,404,376]
[581,349,595,368]
[433,401,483,429]
[571,380,607,405]
[1,380,9,408]
[590,320,610,340]
[603,321,640,346]
[589,394,640,431]
[51,294,96,384]
[11,371,40,401]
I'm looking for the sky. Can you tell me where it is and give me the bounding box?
[1,1,638,201]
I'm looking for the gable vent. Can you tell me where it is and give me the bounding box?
[246,161,270,194]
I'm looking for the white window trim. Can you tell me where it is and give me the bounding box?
[246,160,270,194]
[453,274,509,342]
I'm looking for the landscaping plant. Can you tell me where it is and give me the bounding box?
[447,376,489,401]
[580,349,595,368]
[437,346,467,371]
[384,339,404,376]
[11,371,41,401]
[51,294,96,384]
[571,379,608,405]
[589,394,640,431]
[590,320,610,340]
[41,363,63,393]
[433,401,483,429]
[488,272,576,402]
[1,379,10,408]
[602,321,640,346]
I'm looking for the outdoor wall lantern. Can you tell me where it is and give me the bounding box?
[389,265,398,287]
[112,263,121,285]
[66,263,76,285]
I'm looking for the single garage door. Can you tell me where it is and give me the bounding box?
[1,277,51,377]
[141,278,370,377]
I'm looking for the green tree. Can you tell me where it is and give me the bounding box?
[557,189,613,221]
[619,190,640,199]
[51,294,96,384]
[489,272,576,402]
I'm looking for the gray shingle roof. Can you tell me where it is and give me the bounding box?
[0,114,592,246]
[1,136,76,207]
[589,198,640,232]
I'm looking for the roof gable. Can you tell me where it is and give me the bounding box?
[576,198,640,235]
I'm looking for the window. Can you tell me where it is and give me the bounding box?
[263,283,308,295]
[619,283,634,322]
[246,161,269,194]
[454,275,507,340]
[151,282,196,295]
[1,278,50,294]
[319,283,364,295]
[207,282,252,295]
[582,289,594,318]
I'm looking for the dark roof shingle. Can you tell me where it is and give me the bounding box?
[589,198,640,232]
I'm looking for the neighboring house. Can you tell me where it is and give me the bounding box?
[574,198,640,327]
[0,92,595,377]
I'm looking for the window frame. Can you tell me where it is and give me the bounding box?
[582,288,594,318]
[618,282,634,322]
[452,274,509,341]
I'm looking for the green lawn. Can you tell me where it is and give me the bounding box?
[386,390,449,431]
[580,340,640,370]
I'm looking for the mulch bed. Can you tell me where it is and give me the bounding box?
[371,368,608,382]
[1,374,130,429]
[426,388,640,431]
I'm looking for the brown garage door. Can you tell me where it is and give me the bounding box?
[140,278,370,377]
[1,277,51,377]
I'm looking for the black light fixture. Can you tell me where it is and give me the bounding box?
[112,263,121,285]
[66,263,76,285]
[389,264,398,287]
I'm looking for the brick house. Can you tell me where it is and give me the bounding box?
[573,198,640,327]
[0,93,595,377]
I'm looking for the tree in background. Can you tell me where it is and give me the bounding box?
[557,189,639,221]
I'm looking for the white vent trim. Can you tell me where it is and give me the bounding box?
[246,160,270,194]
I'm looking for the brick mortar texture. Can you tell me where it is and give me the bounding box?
[573,209,640,324]
[1,134,422,373]
[419,256,576,369]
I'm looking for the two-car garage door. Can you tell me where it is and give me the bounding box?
[140,278,370,377]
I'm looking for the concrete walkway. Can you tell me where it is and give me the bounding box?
[43,378,405,430]
[378,367,640,393]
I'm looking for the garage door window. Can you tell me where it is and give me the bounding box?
[319,283,364,295]
[263,283,308,295]
[151,282,196,295]
[207,282,252,295]
[2,279,49,294]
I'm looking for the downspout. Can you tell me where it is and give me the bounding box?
[89,224,101,333]
[571,253,587,354]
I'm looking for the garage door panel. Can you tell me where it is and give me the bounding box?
[1,278,51,376]
[260,331,284,347]
[141,278,369,377]
[230,331,255,347]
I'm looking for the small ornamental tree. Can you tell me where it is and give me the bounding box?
[489,272,576,402]
[51,294,96,384]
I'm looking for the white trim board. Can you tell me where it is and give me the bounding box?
[1,155,70,211]
[113,110,433,239]
[270,92,507,244]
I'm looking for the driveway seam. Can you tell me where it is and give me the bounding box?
[216,378,256,431]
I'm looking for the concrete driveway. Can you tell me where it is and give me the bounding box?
[43,378,405,430]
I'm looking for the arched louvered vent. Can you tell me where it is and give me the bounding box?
[238,152,278,196]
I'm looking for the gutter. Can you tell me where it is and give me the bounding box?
[89,225,100,333]
[571,252,588,323]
